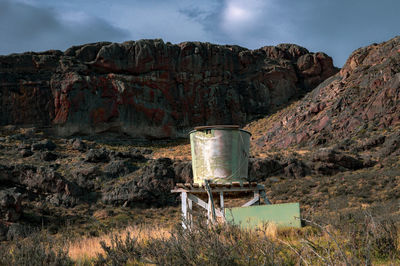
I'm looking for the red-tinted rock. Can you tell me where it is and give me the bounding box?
[256,36,400,149]
[0,39,337,138]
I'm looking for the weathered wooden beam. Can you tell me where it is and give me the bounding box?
[232,182,241,187]
[188,197,193,227]
[220,191,224,211]
[187,193,207,209]
[205,180,216,223]
[171,185,265,193]
[219,191,226,222]
[242,193,260,207]
[187,193,224,217]
[181,192,188,229]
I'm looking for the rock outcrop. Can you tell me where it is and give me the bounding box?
[250,36,400,149]
[102,158,179,206]
[0,40,337,138]
[0,188,21,222]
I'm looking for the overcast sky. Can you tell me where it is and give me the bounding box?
[1,0,399,67]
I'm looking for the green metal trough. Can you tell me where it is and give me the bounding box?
[225,202,301,229]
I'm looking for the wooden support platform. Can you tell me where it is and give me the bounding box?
[172,182,261,193]
[172,182,271,228]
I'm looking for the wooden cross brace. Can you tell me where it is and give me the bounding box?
[180,188,270,228]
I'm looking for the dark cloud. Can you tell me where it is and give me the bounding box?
[178,0,400,67]
[1,0,399,67]
[179,7,210,21]
[0,0,129,55]
[199,0,400,67]
[282,0,400,66]
[178,2,227,43]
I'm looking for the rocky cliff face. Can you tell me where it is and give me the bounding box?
[0,39,337,138]
[249,36,400,149]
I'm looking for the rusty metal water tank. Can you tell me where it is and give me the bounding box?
[189,125,251,185]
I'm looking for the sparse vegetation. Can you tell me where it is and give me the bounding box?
[2,127,400,265]
[1,211,399,265]
[0,232,73,266]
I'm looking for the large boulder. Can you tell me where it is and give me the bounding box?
[380,132,400,158]
[71,163,103,191]
[19,166,84,206]
[70,138,87,152]
[172,160,193,183]
[311,148,364,175]
[40,151,58,161]
[112,148,147,162]
[248,158,283,182]
[85,148,110,163]
[102,158,177,206]
[248,156,310,181]
[31,139,56,151]
[103,160,138,178]
[0,188,22,222]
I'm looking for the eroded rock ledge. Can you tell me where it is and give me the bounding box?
[0,39,337,138]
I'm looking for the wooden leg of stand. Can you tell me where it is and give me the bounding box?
[220,191,226,222]
[188,197,192,228]
[181,192,188,228]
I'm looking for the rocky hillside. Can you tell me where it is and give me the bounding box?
[240,38,400,211]
[248,36,400,151]
[2,36,400,242]
[0,40,337,138]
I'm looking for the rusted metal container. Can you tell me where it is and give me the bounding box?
[189,125,251,185]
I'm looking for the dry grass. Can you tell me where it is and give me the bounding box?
[66,220,289,263]
[151,143,191,160]
[68,224,170,262]
[1,214,399,265]
[92,216,400,265]
[264,222,278,239]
